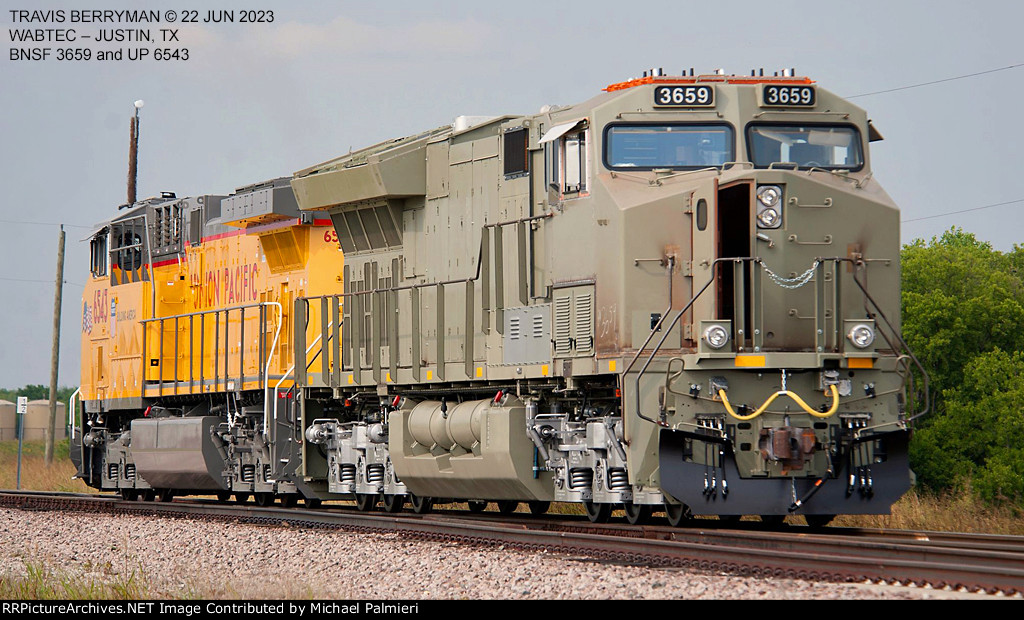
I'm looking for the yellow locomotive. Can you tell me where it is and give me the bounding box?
[74,71,923,524]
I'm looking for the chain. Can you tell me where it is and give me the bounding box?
[761,260,820,289]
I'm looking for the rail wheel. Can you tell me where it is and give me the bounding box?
[234,493,250,504]
[760,515,786,527]
[409,494,433,514]
[279,494,298,508]
[356,493,378,512]
[303,496,322,509]
[382,494,405,513]
[120,489,137,501]
[157,489,175,503]
[139,490,156,502]
[584,501,611,524]
[254,493,275,507]
[664,503,691,527]
[528,501,550,516]
[805,514,835,529]
[216,491,232,503]
[467,501,488,513]
[624,502,652,525]
[719,515,742,526]
[497,500,519,515]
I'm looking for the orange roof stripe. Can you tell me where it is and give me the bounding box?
[604,75,815,92]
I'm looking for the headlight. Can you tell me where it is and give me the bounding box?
[703,325,730,349]
[756,185,782,208]
[757,207,780,228]
[847,323,875,348]
[756,185,783,229]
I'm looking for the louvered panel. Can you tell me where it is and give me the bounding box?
[553,294,573,357]
[509,316,521,340]
[574,291,594,356]
[532,313,544,338]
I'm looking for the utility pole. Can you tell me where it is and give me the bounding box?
[45,225,65,465]
[127,99,143,206]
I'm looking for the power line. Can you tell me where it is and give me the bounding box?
[0,219,92,229]
[848,63,1024,98]
[0,277,84,287]
[902,198,1024,224]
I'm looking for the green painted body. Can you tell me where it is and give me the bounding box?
[287,75,913,516]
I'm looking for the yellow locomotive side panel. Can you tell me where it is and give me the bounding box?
[141,218,343,399]
[81,209,343,409]
[80,279,149,404]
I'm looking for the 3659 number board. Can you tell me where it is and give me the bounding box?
[653,85,715,107]
[761,85,816,107]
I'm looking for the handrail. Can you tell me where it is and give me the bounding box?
[67,387,81,440]
[261,302,283,440]
[272,321,335,435]
[626,258,735,428]
[848,262,930,421]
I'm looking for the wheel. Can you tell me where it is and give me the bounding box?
[760,515,786,527]
[467,501,488,514]
[120,488,138,501]
[719,515,742,526]
[382,494,405,513]
[139,490,155,502]
[254,493,275,507]
[665,503,691,527]
[303,496,322,509]
[234,493,250,504]
[279,494,298,508]
[216,491,232,503]
[805,514,835,529]
[624,502,653,525]
[528,501,550,516]
[496,500,519,515]
[157,489,175,503]
[356,493,378,512]
[409,494,433,514]
[583,501,611,524]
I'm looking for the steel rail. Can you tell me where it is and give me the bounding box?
[1,491,1021,595]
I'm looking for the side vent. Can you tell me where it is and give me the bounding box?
[574,291,594,356]
[553,295,573,357]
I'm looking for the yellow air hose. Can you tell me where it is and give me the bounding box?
[719,384,840,421]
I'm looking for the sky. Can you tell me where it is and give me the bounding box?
[0,0,1021,388]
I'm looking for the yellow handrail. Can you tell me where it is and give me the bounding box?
[719,384,840,421]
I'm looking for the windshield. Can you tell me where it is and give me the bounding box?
[604,124,734,170]
[747,124,863,170]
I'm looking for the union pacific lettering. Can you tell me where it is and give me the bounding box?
[197,262,260,309]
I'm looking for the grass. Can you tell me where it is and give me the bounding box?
[0,440,94,493]
[0,561,148,599]
[834,486,1024,535]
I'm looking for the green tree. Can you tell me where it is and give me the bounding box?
[911,350,1024,502]
[902,228,1024,502]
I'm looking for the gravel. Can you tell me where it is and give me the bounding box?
[0,507,1003,600]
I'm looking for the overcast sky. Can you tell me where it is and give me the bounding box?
[1,0,1021,388]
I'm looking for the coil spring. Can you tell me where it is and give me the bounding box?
[366,464,385,485]
[568,468,593,490]
[240,464,255,483]
[125,464,136,480]
[264,465,272,481]
[339,464,356,485]
[107,463,119,480]
[607,467,629,490]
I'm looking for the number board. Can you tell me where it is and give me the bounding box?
[653,85,715,108]
[761,85,816,107]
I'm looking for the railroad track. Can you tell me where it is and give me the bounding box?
[3,490,1022,596]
